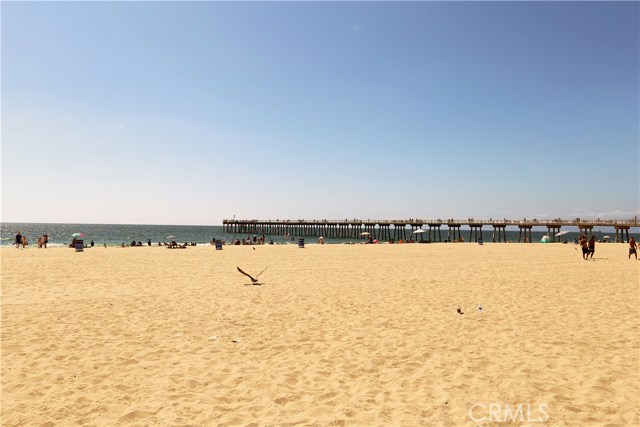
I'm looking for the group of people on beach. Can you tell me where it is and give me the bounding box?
[230,235,269,245]
[121,240,198,247]
[164,241,190,249]
[579,235,597,260]
[126,240,152,247]
[14,232,48,249]
[14,232,27,248]
[576,235,638,260]
[37,235,49,248]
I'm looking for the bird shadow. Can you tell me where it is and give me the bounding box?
[244,282,264,286]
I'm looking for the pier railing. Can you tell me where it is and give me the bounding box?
[223,218,638,227]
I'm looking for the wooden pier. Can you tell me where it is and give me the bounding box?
[222,218,639,243]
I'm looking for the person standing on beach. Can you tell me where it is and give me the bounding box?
[15,232,22,249]
[587,236,596,259]
[629,237,638,260]
[43,234,48,248]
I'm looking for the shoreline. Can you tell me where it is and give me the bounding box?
[1,239,636,249]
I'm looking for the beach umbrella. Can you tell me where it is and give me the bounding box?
[540,235,552,243]
[360,232,370,236]
[555,230,570,237]
[166,235,176,239]
[71,233,84,238]
[412,229,425,241]
[603,235,611,240]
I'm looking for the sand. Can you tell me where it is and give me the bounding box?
[1,242,639,426]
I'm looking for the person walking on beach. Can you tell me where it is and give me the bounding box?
[587,236,596,259]
[15,232,22,249]
[629,237,638,260]
[21,235,28,248]
[43,234,48,248]
[579,235,589,260]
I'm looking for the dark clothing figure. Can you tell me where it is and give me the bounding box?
[587,236,595,259]
[15,233,22,249]
[630,238,638,260]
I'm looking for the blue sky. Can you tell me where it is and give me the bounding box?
[2,1,638,225]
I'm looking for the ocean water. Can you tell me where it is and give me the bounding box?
[1,223,228,247]
[1,223,637,248]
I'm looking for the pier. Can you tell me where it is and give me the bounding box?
[223,218,639,243]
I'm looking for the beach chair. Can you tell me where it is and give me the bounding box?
[298,238,305,248]
[215,240,223,250]
[75,239,84,252]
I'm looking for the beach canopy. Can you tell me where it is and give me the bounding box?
[540,235,552,243]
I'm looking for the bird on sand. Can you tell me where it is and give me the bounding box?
[457,307,464,315]
[237,266,268,285]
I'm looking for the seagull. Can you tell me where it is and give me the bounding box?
[237,266,268,285]
[457,307,464,315]
[478,304,483,314]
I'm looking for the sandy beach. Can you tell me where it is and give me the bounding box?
[1,243,638,426]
